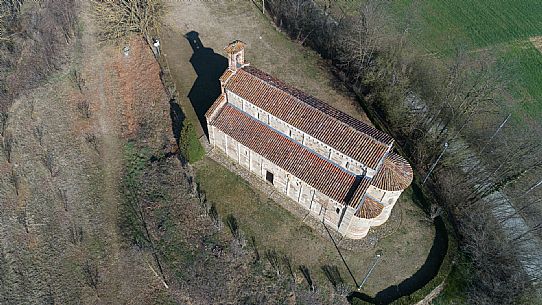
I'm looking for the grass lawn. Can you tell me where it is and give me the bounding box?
[194,157,434,296]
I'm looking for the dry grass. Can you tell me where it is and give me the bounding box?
[160,0,372,126]
[530,36,542,54]
[0,4,174,302]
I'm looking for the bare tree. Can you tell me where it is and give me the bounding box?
[28,99,34,119]
[77,99,91,119]
[337,1,390,82]
[42,149,58,177]
[459,210,532,305]
[0,112,8,137]
[71,68,85,92]
[207,202,222,230]
[225,214,245,246]
[249,236,260,263]
[17,207,29,234]
[265,249,282,276]
[83,259,100,290]
[58,188,68,212]
[9,169,20,196]
[321,265,343,289]
[299,265,315,291]
[84,132,99,153]
[2,131,14,163]
[92,0,164,41]
[282,254,294,278]
[68,222,83,245]
[34,124,44,146]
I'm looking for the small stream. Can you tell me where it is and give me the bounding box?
[348,217,449,304]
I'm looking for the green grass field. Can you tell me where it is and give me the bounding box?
[390,0,542,119]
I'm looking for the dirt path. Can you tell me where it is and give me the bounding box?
[96,54,123,261]
[76,6,130,301]
[96,46,123,258]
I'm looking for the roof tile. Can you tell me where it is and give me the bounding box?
[371,153,413,191]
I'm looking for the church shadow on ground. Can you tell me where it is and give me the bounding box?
[186,31,228,136]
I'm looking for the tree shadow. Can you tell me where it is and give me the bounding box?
[348,217,449,305]
[186,31,228,136]
[169,98,185,144]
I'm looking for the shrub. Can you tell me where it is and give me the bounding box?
[92,0,163,41]
[179,120,204,163]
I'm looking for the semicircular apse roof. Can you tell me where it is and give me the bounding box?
[371,153,413,192]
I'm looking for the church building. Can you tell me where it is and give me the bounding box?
[205,40,413,239]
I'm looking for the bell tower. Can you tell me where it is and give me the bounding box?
[224,40,247,71]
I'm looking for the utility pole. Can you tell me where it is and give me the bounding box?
[479,113,511,155]
[358,251,382,290]
[422,142,449,186]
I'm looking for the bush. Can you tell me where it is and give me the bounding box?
[118,142,151,247]
[179,120,204,163]
[92,0,163,41]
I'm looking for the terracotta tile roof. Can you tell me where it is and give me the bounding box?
[223,66,393,169]
[224,40,246,53]
[211,105,357,203]
[347,177,371,208]
[205,93,227,120]
[219,69,234,83]
[355,196,384,219]
[371,153,413,191]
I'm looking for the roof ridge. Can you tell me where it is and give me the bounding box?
[241,66,394,146]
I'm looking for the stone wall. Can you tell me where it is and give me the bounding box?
[415,281,445,305]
